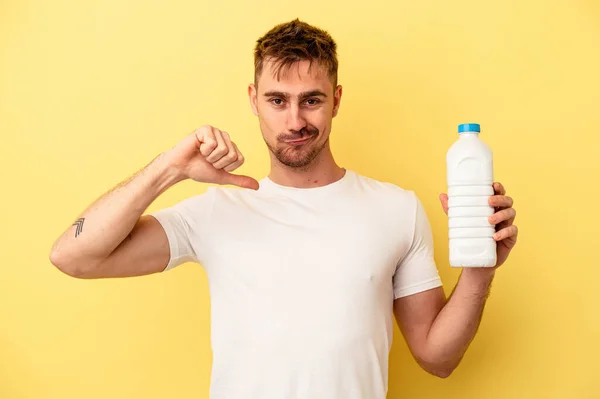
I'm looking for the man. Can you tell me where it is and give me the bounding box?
[50,19,518,399]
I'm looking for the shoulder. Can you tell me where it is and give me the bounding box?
[173,180,279,210]
[200,184,273,211]
[350,172,429,240]
[154,185,258,226]
[351,170,419,206]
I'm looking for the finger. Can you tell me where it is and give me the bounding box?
[489,208,516,225]
[196,127,218,157]
[218,170,259,190]
[489,195,513,209]
[224,142,245,172]
[206,129,229,163]
[493,182,506,196]
[493,224,518,241]
[439,193,449,215]
[213,131,239,170]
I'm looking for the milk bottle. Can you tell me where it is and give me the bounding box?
[446,123,497,267]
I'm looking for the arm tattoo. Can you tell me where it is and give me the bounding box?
[73,218,85,237]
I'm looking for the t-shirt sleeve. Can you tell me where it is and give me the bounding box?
[148,189,215,272]
[392,193,443,299]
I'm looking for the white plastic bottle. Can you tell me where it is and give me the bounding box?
[446,123,497,267]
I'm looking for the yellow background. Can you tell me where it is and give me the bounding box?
[1,0,599,398]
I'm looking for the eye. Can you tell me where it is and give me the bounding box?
[270,98,284,106]
[305,98,321,106]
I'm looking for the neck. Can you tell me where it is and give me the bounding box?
[268,145,345,188]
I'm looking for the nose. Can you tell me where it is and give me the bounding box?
[286,103,307,133]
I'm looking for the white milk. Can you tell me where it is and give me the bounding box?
[446,123,497,267]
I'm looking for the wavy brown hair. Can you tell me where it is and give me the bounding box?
[253,19,338,88]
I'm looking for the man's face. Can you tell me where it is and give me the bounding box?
[249,59,342,169]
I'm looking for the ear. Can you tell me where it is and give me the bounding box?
[248,83,259,116]
[332,85,343,118]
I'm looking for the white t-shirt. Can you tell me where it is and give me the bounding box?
[150,169,442,399]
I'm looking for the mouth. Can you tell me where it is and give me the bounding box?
[283,134,315,147]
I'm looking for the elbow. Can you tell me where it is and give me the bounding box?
[417,357,460,379]
[428,366,455,379]
[49,250,92,278]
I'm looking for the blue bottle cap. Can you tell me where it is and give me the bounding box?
[458,123,480,133]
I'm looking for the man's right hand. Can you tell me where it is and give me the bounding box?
[165,125,259,190]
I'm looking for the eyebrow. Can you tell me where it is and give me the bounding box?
[262,90,328,99]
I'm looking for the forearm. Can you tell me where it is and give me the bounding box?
[50,152,183,270]
[424,268,495,374]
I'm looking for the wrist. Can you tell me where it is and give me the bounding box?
[460,267,496,286]
[148,153,186,194]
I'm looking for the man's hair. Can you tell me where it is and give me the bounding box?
[253,19,338,87]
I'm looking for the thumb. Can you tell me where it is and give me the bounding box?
[219,170,260,190]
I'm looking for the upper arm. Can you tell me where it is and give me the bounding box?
[393,287,446,364]
[391,191,445,362]
[80,215,171,279]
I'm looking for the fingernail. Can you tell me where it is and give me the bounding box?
[493,233,499,240]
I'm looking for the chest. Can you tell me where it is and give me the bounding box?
[200,200,409,300]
